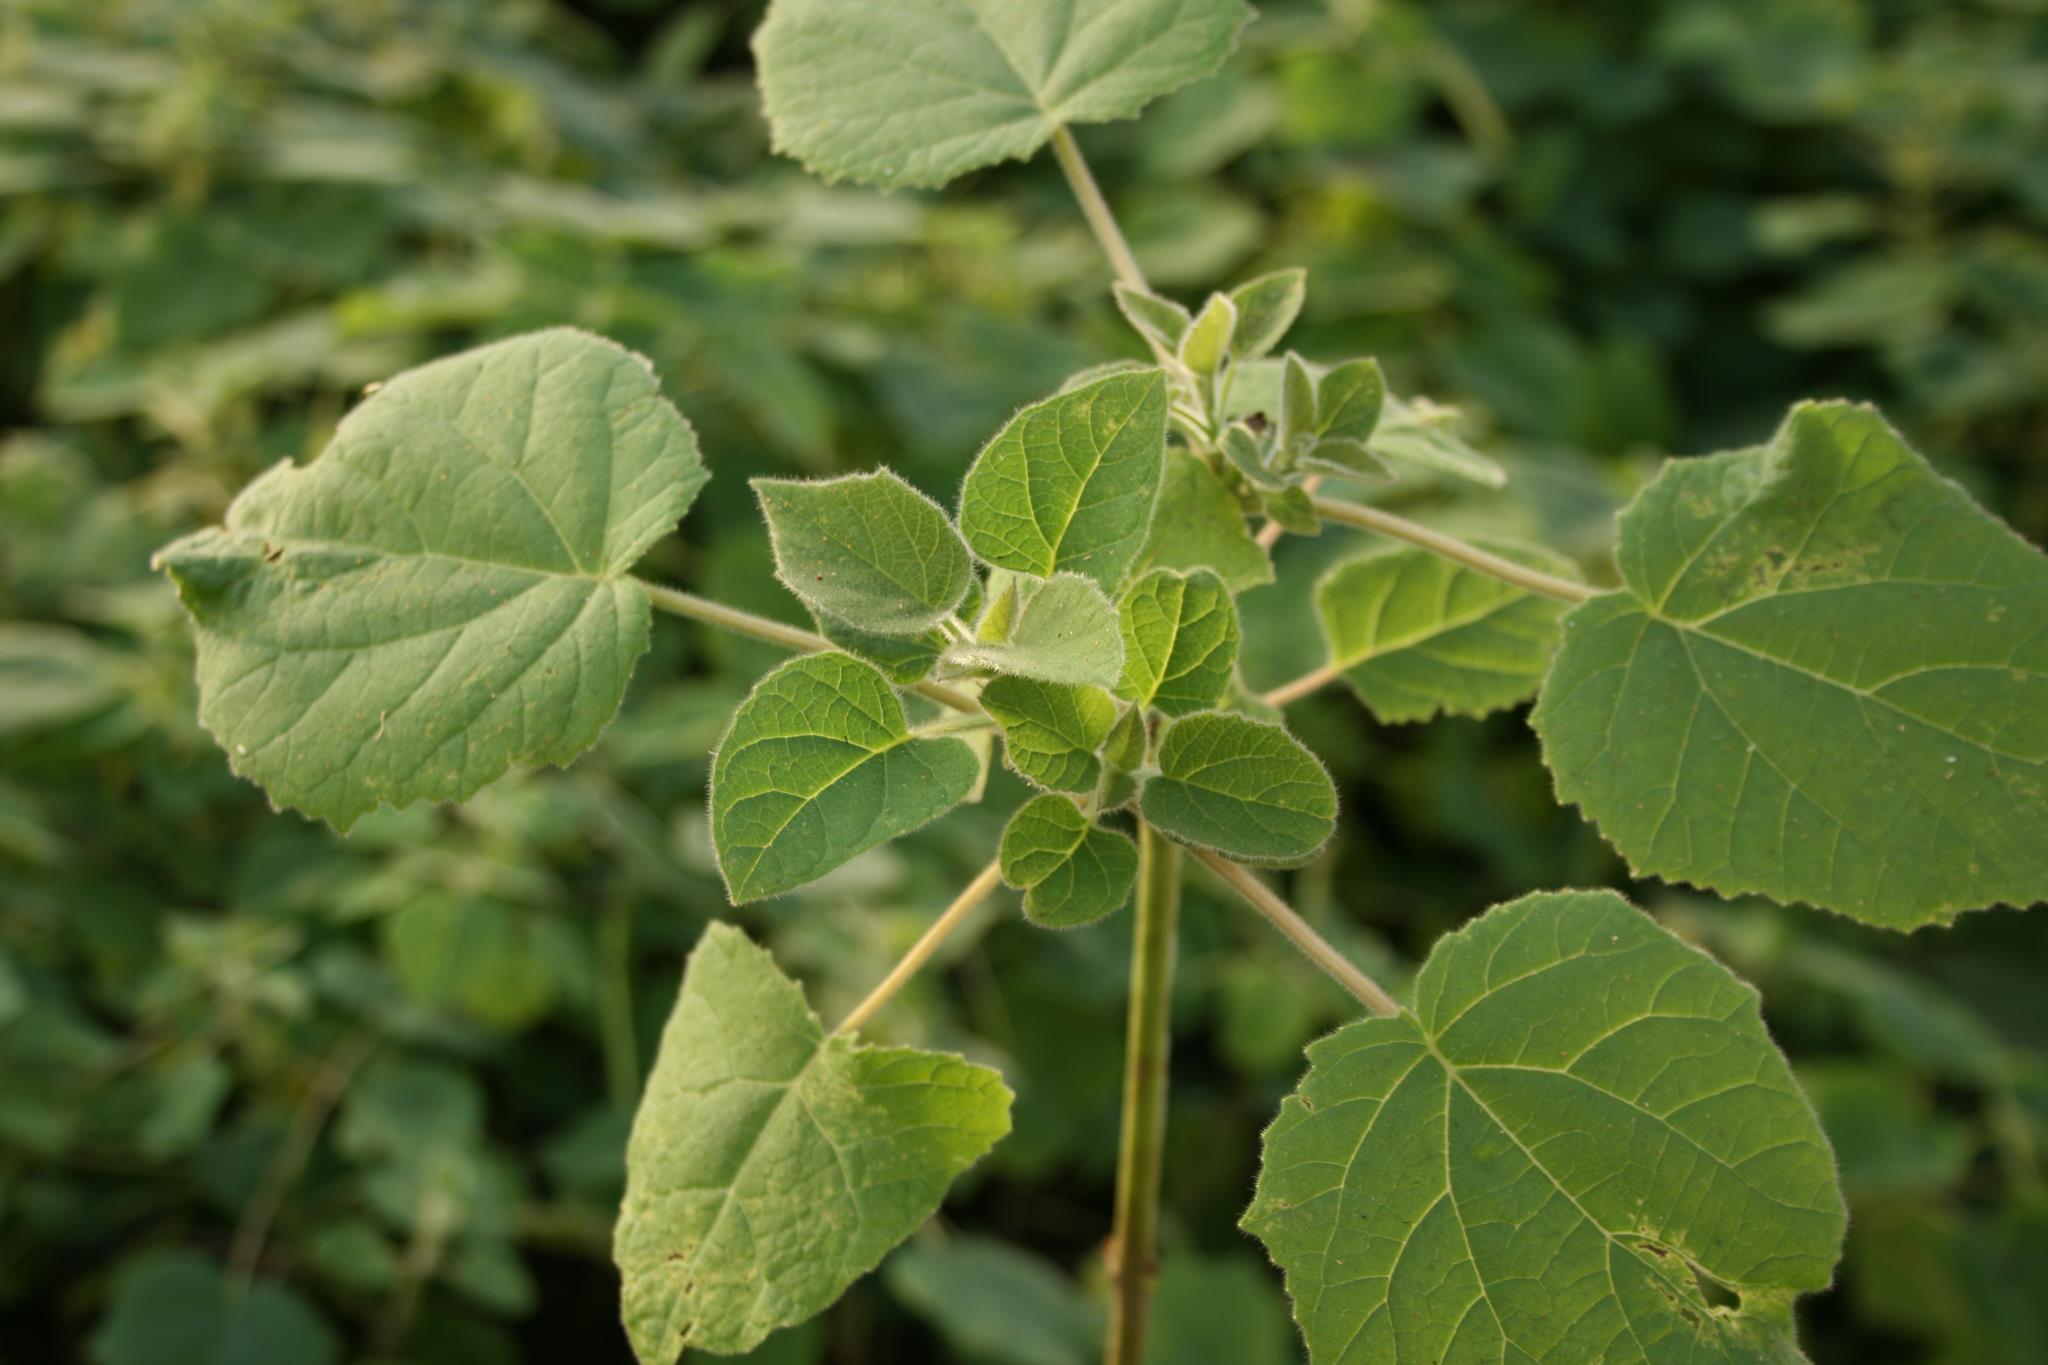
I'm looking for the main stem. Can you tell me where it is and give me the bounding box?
[1106,821,1181,1365]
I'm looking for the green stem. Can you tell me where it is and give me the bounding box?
[1191,848,1400,1018]
[1106,821,1181,1365]
[1309,497,1595,604]
[1049,126,1149,293]
[835,859,1006,1036]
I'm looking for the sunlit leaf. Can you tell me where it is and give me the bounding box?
[757,469,973,635]
[1116,567,1239,716]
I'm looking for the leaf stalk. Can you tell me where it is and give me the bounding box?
[835,859,1006,1036]
[1191,847,1400,1018]
[1309,497,1595,603]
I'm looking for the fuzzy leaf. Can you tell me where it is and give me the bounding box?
[1116,568,1239,716]
[1140,712,1335,864]
[756,470,972,635]
[815,612,945,685]
[617,924,1011,1359]
[754,0,1254,189]
[945,573,1124,687]
[1135,449,1273,592]
[1371,393,1506,488]
[1115,284,1193,354]
[1229,269,1307,362]
[710,654,981,901]
[982,676,1119,793]
[1244,889,1846,1364]
[1316,543,1577,723]
[999,794,1138,928]
[1533,402,2048,928]
[959,369,1169,592]
[1179,293,1236,379]
[152,328,705,830]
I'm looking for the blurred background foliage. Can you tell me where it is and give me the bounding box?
[2,0,2045,1361]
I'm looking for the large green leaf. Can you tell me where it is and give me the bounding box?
[757,470,973,635]
[999,793,1138,928]
[1116,567,1239,717]
[959,369,1168,592]
[1134,448,1273,592]
[945,573,1124,687]
[1316,543,1577,723]
[1140,711,1335,864]
[1533,402,2048,928]
[152,328,705,830]
[754,0,1255,189]
[1244,889,1846,1364]
[617,924,1011,1360]
[982,676,1119,793]
[710,653,981,901]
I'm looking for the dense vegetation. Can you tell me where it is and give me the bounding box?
[4,2,2046,1363]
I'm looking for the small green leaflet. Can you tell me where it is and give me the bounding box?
[617,924,1011,1360]
[1372,393,1506,488]
[711,653,981,901]
[1135,448,1273,592]
[757,470,973,635]
[1117,568,1239,716]
[999,794,1138,928]
[1228,269,1306,362]
[959,369,1169,592]
[1140,712,1335,865]
[1533,402,2048,928]
[152,328,705,830]
[945,573,1124,687]
[1316,543,1577,723]
[1244,889,1846,1364]
[982,676,1119,793]
[755,0,1255,189]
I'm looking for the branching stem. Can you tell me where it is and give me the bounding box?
[1309,498,1594,604]
[1191,848,1400,1018]
[835,859,1005,1036]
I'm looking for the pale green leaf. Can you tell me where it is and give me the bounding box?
[756,470,972,635]
[998,794,1138,928]
[1229,268,1306,362]
[815,612,944,684]
[755,0,1255,189]
[1114,284,1192,355]
[710,653,981,901]
[1139,711,1335,864]
[959,369,1169,591]
[1244,889,1846,1364]
[1261,484,1320,535]
[982,676,1119,793]
[1135,448,1273,592]
[152,328,705,830]
[1371,392,1506,488]
[617,923,1011,1359]
[1179,292,1236,378]
[1533,401,2048,928]
[1277,351,1317,457]
[1116,567,1239,716]
[1314,357,1385,446]
[945,573,1124,687]
[1316,542,1577,723]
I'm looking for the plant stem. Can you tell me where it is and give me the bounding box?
[1049,126,1149,293]
[1309,497,1594,604]
[637,577,982,713]
[1106,821,1181,1365]
[1191,848,1400,1018]
[835,859,1006,1036]
[1262,662,1344,709]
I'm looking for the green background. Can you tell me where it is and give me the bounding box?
[3,1,2044,1361]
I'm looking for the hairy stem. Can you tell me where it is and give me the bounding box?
[637,578,982,713]
[1050,126,1149,293]
[1106,821,1182,1365]
[1262,662,1345,709]
[1309,497,1594,604]
[835,859,1005,1036]
[1191,848,1400,1018]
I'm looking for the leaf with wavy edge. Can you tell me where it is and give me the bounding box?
[1139,711,1335,865]
[1117,567,1240,717]
[999,793,1137,927]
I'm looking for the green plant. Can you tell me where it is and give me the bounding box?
[142,2,2048,1362]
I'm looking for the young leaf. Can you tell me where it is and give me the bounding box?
[999,794,1138,928]
[754,0,1255,189]
[152,328,705,830]
[1316,542,1578,723]
[1135,449,1274,593]
[756,470,972,635]
[1244,889,1847,1364]
[1115,284,1193,355]
[1228,269,1307,362]
[617,923,1011,1360]
[1533,401,2048,928]
[1140,712,1336,864]
[1371,392,1507,488]
[1178,292,1237,379]
[945,573,1124,687]
[1275,351,1317,459]
[710,653,981,901]
[1260,485,1320,535]
[982,676,1120,793]
[1116,568,1240,717]
[816,612,945,684]
[1298,356,1393,480]
[958,369,1169,592]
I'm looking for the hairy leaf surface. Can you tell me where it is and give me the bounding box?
[617,924,1011,1359]
[1533,402,2048,927]
[1135,448,1273,592]
[757,470,972,635]
[945,573,1124,687]
[153,328,704,829]
[1244,889,1846,1364]
[1317,543,1577,723]
[1116,568,1239,716]
[711,654,981,901]
[1140,712,1335,864]
[999,794,1138,927]
[982,676,1119,793]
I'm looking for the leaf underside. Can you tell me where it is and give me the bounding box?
[1245,889,1846,1364]
[1533,401,2048,928]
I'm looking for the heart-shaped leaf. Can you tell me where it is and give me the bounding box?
[757,470,973,635]
[982,676,1120,794]
[1116,568,1239,717]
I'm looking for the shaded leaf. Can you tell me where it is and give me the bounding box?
[1140,711,1335,864]
[982,676,1119,793]
[999,794,1138,928]
[945,573,1124,687]
[1135,448,1273,592]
